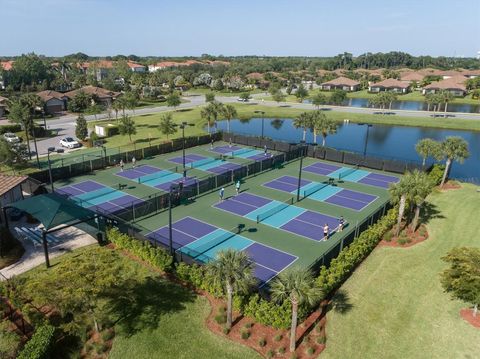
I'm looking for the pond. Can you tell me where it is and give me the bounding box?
[303,97,480,114]
[214,118,480,182]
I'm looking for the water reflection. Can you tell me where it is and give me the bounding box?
[270,118,284,130]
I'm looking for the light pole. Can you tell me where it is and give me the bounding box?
[177,121,195,178]
[296,141,307,202]
[254,110,265,138]
[168,183,180,257]
[358,123,373,157]
[47,147,64,193]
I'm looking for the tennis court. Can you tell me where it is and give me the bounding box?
[146,217,297,285]
[303,161,399,189]
[56,180,143,214]
[115,164,197,192]
[211,145,272,161]
[213,192,340,242]
[263,175,378,211]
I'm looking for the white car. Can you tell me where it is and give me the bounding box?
[60,137,81,149]
[3,132,20,144]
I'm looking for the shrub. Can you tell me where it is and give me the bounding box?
[290,354,298,359]
[214,314,227,324]
[222,327,230,335]
[107,228,172,272]
[397,237,411,245]
[241,330,250,339]
[0,124,22,135]
[174,262,223,297]
[428,164,445,186]
[266,349,275,358]
[258,337,267,347]
[306,347,315,355]
[244,322,253,329]
[101,329,114,342]
[383,230,393,242]
[274,333,283,342]
[315,324,322,333]
[317,336,326,344]
[218,306,226,314]
[278,346,286,354]
[17,324,55,359]
[0,320,22,359]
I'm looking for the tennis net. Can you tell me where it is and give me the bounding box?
[75,186,117,202]
[180,230,237,260]
[232,148,255,157]
[256,197,294,223]
[190,157,220,169]
[138,170,172,184]
[338,165,359,180]
[302,182,329,198]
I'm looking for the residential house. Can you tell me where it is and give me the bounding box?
[64,86,120,107]
[127,61,146,73]
[0,174,28,223]
[78,60,115,81]
[36,90,67,115]
[320,76,360,91]
[399,71,424,84]
[422,76,467,97]
[368,78,410,93]
[0,60,14,89]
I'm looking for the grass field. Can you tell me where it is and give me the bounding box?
[321,184,480,359]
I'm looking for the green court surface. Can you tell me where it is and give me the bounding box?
[55,141,396,271]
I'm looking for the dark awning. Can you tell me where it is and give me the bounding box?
[9,193,96,231]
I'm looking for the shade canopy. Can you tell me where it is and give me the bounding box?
[9,193,96,231]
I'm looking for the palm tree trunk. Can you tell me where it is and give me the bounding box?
[427,103,431,112]
[422,157,426,168]
[313,129,317,144]
[289,299,298,352]
[302,129,306,142]
[411,204,422,232]
[440,158,452,187]
[227,119,230,133]
[444,101,448,117]
[322,135,326,147]
[474,303,478,317]
[395,195,406,236]
[226,282,233,329]
[24,127,32,159]
[207,121,210,134]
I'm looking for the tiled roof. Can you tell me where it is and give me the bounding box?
[424,77,467,91]
[127,61,145,69]
[64,86,119,99]
[370,78,410,88]
[400,72,424,82]
[321,76,360,86]
[36,90,65,102]
[0,61,14,71]
[0,175,28,196]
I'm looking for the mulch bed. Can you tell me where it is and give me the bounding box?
[460,308,480,329]
[439,181,461,191]
[205,294,327,358]
[380,224,429,248]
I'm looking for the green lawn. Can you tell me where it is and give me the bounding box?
[185,88,263,97]
[322,184,480,359]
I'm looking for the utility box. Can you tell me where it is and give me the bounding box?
[95,124,119,137]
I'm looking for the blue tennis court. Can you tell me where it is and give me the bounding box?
[188,157,243,175]
[115,165,197,192]
[56,180,143,214]
[263,175,378,211]
[146,217,297,286]
[211,145,272,161]
[303,161,399,189]
[213,192,342,242]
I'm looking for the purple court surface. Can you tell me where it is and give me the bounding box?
[263,175,377,211]
[357,173,399,189]
[147,217,297,285]
[115,165,162,180]
[210,145,242,154]
[56,180,144,215]
[303,162,341,176]
[169,153,206,165]
[214,192,341,242]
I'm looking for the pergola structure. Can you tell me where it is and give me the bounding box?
[2,193,99,268]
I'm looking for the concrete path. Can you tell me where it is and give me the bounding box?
[0,223,97,280]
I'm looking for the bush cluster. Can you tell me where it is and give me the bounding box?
[428,164,445,186]
[316,209,397,294]
[17,324,55,359]
[106,228,173,272]
[0,125,22,135]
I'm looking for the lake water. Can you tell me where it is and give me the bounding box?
[215,118,480,182]
[304,98,480,114]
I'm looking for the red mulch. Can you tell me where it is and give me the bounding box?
[460,308,480,328]
[380,224,429,248]
[439,181,461,190]
[204,294,327,358]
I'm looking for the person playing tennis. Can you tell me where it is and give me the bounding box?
[323,223,329,241]
[235,180,241,195]
[219,187,225,201]
[338,216,345,232]
[210,139,214,150]
[264,144,268,156]
[119,159,124,172]
[131,156,136,168]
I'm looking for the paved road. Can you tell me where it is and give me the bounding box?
[29,93,480,157]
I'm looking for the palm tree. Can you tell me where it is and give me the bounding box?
[439,136,469,187]
[221,104,237,133]
[415,138,442,167]
[111,100,122,121]
[389,173,415,236]
[206,249,255,329]
[312,112,337,147]
[201,106,215,134]
[439,90,454,117]
[201,101,224,134]
[270,269,321,352]
[409,170,434,231]
[293,112,310,142]
[311,93,327,110]
[8,100,31,157]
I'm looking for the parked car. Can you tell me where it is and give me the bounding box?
[3,132,20,143]
[60,137,81,149]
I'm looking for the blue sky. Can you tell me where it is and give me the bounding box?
[1,0,479,57]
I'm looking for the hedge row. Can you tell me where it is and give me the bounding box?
[106,228,173,272]
[17,324,55,359]
[0,124,22,135]
[316,208,397,293]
